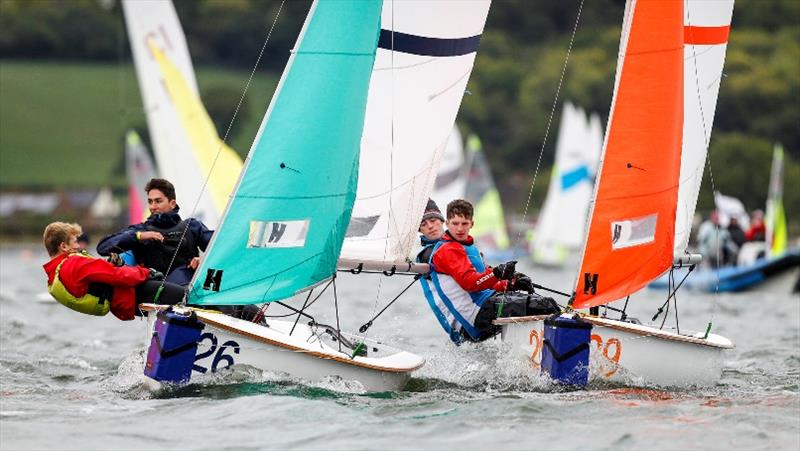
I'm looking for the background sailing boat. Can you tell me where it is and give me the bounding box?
[124,130,156,224]
[530,101,602,267]
[650,143,799,293]
[122,0,243,228]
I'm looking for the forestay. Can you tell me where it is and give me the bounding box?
[339,1,492,266]
[188,1,383,305]
[122,0,242,228]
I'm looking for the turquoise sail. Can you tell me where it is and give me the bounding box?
[189,1,383,305]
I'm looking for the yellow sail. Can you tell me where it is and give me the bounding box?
[148,39,243,216]
[766,144,787,256]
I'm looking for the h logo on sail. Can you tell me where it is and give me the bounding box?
[583,273,599,295]
[248,220,310,248]
[203,269,223,292]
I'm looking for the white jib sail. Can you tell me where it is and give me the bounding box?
[673,0,735,257]
[122,0,219,226]
[340,1,492,266]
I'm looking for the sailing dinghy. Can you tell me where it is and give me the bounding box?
[141,0,491,392]
[498,0,736,387]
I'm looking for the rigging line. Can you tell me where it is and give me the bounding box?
[117,9,127,150]
[359,274,421,333]
[673,278,680,335]
[289,288,315,336]
[187,0,286,222]
[158,1,287,299]
[161,1,286,298]
[277,277,333,319]
[515,0,586,247]
[275,300,316,322]
[652,265,693,322]
[333,275,342,353]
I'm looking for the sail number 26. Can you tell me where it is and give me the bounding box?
[192,332,240,374]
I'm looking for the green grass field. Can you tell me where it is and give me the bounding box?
[0,60,278,188]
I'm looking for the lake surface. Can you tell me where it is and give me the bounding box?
[1,244,798,450]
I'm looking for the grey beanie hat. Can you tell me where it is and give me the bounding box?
[421,199,445,223]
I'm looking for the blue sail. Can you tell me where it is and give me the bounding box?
[188,1,383,305]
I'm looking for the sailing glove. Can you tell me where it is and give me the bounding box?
[492,260,517,280]
[147,268,165,281]
[511,275,535,293]
[107,252,124,267]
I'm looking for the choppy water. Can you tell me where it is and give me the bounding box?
[1,244,798,450]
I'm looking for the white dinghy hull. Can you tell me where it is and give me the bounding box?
[496,315,733,387]
[141,305,424,392]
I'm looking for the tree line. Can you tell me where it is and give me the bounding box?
[1,0,797,225]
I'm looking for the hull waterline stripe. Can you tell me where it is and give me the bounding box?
[378,29,481,56]
[684,26,730,45]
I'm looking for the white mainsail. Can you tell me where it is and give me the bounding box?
[339,1,492,267]
[673,0,735,257]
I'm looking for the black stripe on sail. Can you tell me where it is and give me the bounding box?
[378,29,481,57]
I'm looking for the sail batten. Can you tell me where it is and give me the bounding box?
[188,1,384,306]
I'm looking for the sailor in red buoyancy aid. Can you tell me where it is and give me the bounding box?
[42,222,185,321]
[418,199,559,343]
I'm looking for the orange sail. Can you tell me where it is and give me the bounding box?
[573,0,684,309]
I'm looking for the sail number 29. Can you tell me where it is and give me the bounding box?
[528,329,622,378]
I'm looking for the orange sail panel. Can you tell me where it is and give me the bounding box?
[573,0,684,309]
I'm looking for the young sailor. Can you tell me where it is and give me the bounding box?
[416,198,446,264]
[420,199,558,343]
[42,222,184,321]
[97,178,211,286]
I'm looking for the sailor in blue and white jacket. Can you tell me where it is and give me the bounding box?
[419,229,518,343]
[417,199,541,344]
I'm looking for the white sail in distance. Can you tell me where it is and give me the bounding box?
[532,101,602,265]
[431,125,467,213]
